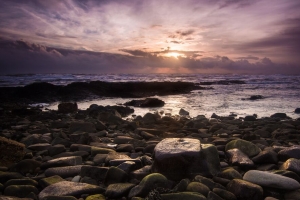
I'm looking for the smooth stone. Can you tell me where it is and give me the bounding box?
[4,179,38,188]
[227,179,263,200]
[93,154,107,165]
[128,173,169,198]
[39,175,65,188]
[48,145,66,157]
[45,165,83,178]
[225,139,261,157]
[271,170,300,183]
[280,158,300,175]
[0,196,32,200]
[173,178,190,192]
[0,136,25,167]
[226,148,254,169]
[8,159,41,175]
[243,170,300,190]
[213,188,237,200]
[58,102,78,113]
[91,146,115,156]
[117,161,136,173]
[40,196,78,200]
[186,182,210,196]
[105,183,135,198]
[284,189,300,200]
[39,181,105,199]
[278,146,300,161]
[51,137,72,148]
[41,156,82,169]
[69,121,96,133]
[152,138,220,180]
[0,172,24,184]
[161,192,206,200]
[27,143,51,151]
[194,175,220,190]
[252,150,278,164]
[130,165,152,180]
[80,166,108,182]
[4,185,39,198]
[104,167,128,186]
[218,168,242,180]
[207,191,224,200]
[53,151,89,159]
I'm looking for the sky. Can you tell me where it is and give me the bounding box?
[0,0,300,74]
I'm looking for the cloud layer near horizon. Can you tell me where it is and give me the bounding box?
[0,0,300,74]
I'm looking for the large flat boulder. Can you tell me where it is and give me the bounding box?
[152,138,220,180]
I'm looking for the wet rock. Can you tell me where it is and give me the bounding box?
[225,139,261,157]
[186,182,210,196]
[161,192,207,200]
[4,185,39,198]
[39,175,65,188]
[227,179,263,200]
[278,146,300,161]
[244,170,300,190]
[85,194,106,200]
[295,108,300,113]
[104,167,128,186]
[45,165,83,178]
[0,172,23,184]
[69,121,96,133]
[270,113,289,119]
[51,137,72,148]
[8,159,41,175]
[249,95,264,100]
[252,150,278,164]
[244,116,256,121]
[173,178,190,192]
[0,136,25,167]
[128,173,169,198]
[80,166,108,182]
[152,138,220,180]
[27,143,51,151]
[284,189,300,200]
[226,148,254,169]
[39,181,105,199]
[280,158,300,175]
[58,102,78,113]
[271,170,300,183]
[130,165,152,180]
[4,179,38,188]
[105,183,135,198]
[218,168,242,180]
[124,98,165,107]
[179,108,189,115]
[41,156,82,169]
[207,191,224,200]
[48,144,66,157]
[213,188,237,200]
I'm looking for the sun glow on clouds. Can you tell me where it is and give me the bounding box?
[164,52,184,59]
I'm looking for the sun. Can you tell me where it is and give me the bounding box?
[165,52,183,59]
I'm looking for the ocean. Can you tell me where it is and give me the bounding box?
[1,74,300,119]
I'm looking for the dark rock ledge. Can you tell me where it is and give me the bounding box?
[0,81,204,104]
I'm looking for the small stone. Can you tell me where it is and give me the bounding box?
[186,182,210,196]
[39,181,105,199]
[0,136,25,167]
[8,159,41,175]
[58,102,78,113]
[105,183,135,198]
[104,167,128,186]
[243,170,300,190]
[69,121,96,133]
[252,150,278,164]
[85,194,106,200]
[0,171,24,184]
[213,188,237,200]
[218,168,242,180]
[4,185,39,198]
[207,191,224,200]
[45,165,83,178]
[278,146,300,161]
[128,173,168,198]
[161,192,206,200]
[284,189,300,200]
[41,156,82,169]
[80,166,108,182]
[280,158,300,175]
[226,148,254,169]
[225,139,261,157]
[4,179,38,188]
[179,108,189,115]
[227,179,263,200]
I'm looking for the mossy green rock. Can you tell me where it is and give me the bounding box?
[128,173,169,198]
[186,182,210,196]
[39,175,65,188]
[105,183,136,198]
[85,194,106,200]
[4,185,39,198]
[161,192,206,200]
[225,139,261,157]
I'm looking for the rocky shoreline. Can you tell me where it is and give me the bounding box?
[1,102,300,200]
[0,81,204,105]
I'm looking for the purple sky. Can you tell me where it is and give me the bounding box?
[1,0,300,74]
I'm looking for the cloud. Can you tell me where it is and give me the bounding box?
[236,55,259,60]
[1,39,299,75]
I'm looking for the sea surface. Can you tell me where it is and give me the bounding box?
[1,74,300,119]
